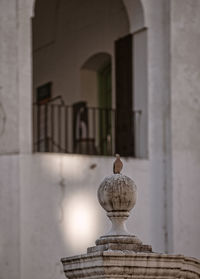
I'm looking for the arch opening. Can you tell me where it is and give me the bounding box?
[32,0,147,157]
[80,52,112,155]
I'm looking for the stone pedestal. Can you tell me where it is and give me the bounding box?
[61,157,200,279]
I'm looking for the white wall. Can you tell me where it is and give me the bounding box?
[170,0,200,259]
[0,1,32,279]
[133,29,148,158]
[141,0,172,253]
[20,154,151,279]
[0,1,19,154]
[0,155,20,279]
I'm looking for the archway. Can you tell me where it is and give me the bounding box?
[81,52,112,108]
[32,0,131,155]
[81,52,112,155]
[32,0,147,157]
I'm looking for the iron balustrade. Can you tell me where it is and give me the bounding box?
[33,103,142,157]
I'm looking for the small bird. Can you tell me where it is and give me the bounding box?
[113,154,123,174]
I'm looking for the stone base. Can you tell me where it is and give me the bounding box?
[87,235,152,253]
[61,251,200,279]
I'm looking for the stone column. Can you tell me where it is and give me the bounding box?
[0,2,33,278]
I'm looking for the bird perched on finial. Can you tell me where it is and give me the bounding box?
[113,154,123,174]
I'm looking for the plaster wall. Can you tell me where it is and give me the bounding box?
[20,154,151,279]
[0,1,32,279]
[170,0,200,258]
[141,0,172,253]
[0,1,19,154]
[0,0,32,155]
[0,155,20,279]
[18,0,33,154]
[134,30,148,158]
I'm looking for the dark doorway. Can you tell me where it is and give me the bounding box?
[115,34,134,157]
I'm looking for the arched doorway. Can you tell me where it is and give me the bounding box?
[81,53,112,155]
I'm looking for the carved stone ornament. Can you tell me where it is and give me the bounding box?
[61,155,200,279]
[97,173,137,236]
[91,155,151,253]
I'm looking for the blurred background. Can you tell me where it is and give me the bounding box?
[0,0,200,279]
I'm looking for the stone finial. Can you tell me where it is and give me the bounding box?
[92,156,152,253]
[97,172,136,236]
[98,156,136,236]
[113,154,123,174]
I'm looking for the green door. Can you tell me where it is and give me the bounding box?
[98,62,112,155]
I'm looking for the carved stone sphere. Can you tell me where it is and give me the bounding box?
[98,174,137,212]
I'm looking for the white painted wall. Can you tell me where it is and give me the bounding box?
[20,154,151,279]
[170,0,200,259]
[133,29,148,158]
[0,155,20,279]
[0,1,32,279]
[142,0,172,253]
[0,1,19,154]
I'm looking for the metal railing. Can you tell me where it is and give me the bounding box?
[33,103,142,156]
